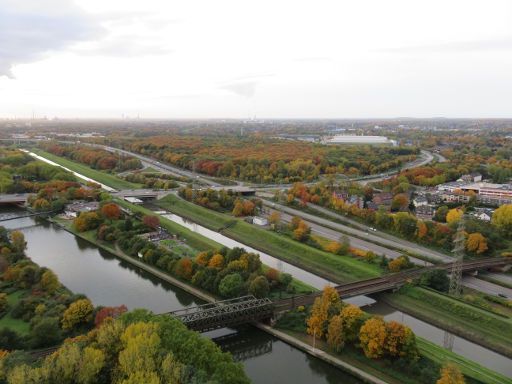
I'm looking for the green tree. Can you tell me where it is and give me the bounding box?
[29,318,61,348]
[40,270,60,294]
[248,276,270,298]
[219,273,245,298]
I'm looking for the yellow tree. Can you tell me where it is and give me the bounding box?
[61,299,94,331]
[339,304,365,342]
[359,317,387,358]
[195,251,210,266]
[416,220,428,240]
[446,209,463,224]
[40,270,61,294]
[9,231,26,253]
[326,314,345,352]
[466,233,488,254]
[437,363,466,384]
[268,211,281,225]
[208,254,225,269]
[384,321,418,360]
[492,204,512,232]
[118,322,161,378]
[307,286,341,338]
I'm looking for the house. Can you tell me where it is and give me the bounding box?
[253,216,269,226]
[471,208,494,222]
[415,204,435,220]
[348,195,365,209]
[372,192,393,207]
[471,173,483,182]
[64,201,100,218]
[413,195,428,207]
[440,192,471,204]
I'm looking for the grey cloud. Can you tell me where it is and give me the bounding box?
[221,81,258,98]
[0,0,102,77]
[380,37,512,54]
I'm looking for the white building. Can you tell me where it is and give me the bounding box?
[253,217,269,226]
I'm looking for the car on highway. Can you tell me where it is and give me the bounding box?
[498,293,508,298]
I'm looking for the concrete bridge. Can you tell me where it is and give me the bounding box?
[170,257,512,332]
[112,189,173,200]
[0,193,32,204]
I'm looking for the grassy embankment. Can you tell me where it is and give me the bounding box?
[0,290,30,335]
[30,149,142,190]
[381,286,512,358]
[156,194,381,283]
[277,311,511,384]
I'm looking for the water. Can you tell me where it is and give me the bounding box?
[1,209,358,384]
[366,301,512,377]
[160,211,333,289]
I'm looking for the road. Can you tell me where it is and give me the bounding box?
[258,196,453,263]
[269,208,415,262]
[462,276,512,298]
[85,143,221,187]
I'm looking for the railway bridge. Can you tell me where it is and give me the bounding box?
[169,257,512,332]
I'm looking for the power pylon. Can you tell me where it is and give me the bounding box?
[444,216,466,350]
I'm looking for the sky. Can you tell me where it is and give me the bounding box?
[1,0,512,119]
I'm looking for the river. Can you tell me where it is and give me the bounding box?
[1,209,360,384]
[3,208,511,378]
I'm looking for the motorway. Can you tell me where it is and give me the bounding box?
[258,196,452,263]
[462,276,512,297]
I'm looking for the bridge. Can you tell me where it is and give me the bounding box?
[168,295,274,332]
[112,189,173,200]
[0,210,55,222]
[0,193,31,204]
[169,257,512,331]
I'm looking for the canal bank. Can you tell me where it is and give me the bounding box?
[2,210,366,384]
[44,210,512,381]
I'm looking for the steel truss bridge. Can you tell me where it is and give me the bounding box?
[169,257,511,331]
[168,295,274,332]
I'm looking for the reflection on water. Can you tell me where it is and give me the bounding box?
[1,208,362,384]
[367,301,512,377]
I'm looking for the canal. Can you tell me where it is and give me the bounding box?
[1,210,361,384]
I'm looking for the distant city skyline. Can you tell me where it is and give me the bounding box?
[1,0,512,118]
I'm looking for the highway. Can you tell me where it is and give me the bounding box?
[258,197,453,263]
[462,276,512,298]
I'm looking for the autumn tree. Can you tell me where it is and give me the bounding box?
[195,251,210,266]
[101,203,121,220]
[326,314,345,352]
[466,232,488,254]
[436,363,466,384]
[359,317,387,358]
[293,220,311,242]
[9,231,26,254]
[232,201,244,217]
[339,304,365,342]
[446,208,463,224]
[208,254,225,269]
[384,321,418,360]
[307,286,341,338]
[268,211,281,226]
[94,305,128,327]
[492,204,512,234]
[174,258,193,280]
[416,220,428,240]
[143,215,160,230]
[62,298,94,331]
[40,270,60,294]
[388,255,411,273]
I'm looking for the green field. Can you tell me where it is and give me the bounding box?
[30,149,142,190]
[417,338,512,384]
[157,194,381,283]
[383,286,512,357]
[115,199,222,251]
[0,290,30,335]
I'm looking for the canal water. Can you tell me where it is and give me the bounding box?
[1,210,360,384]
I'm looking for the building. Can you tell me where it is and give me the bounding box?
[415,204,435,220]
[458,173,482,183]
[413,195,428,207]
[253,217,268,226]
[440,192,472,204]
[64,201,100,218]
[372,192,393,207]
[471,208,494,222]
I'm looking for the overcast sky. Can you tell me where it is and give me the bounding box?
[1,0,512,118]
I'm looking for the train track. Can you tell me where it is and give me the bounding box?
[273,257,511,312]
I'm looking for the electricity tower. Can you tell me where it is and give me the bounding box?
[443,216,466,350]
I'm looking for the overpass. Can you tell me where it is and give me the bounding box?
[169,257,512,332]
[0,193,31,204]
[112,189,173,200]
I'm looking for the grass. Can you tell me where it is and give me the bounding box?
[157,194,382,283]
[417,338,512,384]
[382,286,512,357]
[30,148,142,190]
[0,290,30,335]
[115,198,222,251]
[160,239,197,258]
